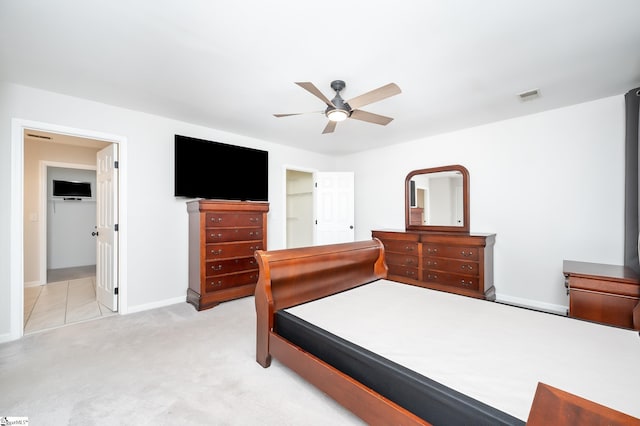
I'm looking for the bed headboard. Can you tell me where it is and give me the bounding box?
[255,239,388,367]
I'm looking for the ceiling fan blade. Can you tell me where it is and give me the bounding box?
[273,111,323,118]
[322,120,337,134]
[350,109,394,126]
[295,82,335,107]
[346,83,401,110]
[274,113,304,117]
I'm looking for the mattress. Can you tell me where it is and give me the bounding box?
[283,279,640,422]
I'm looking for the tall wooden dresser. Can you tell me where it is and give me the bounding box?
[372,230,496,300]
[187,199,269,311]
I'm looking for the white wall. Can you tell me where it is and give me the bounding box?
[0,82,335,341]
[339,95,626,313]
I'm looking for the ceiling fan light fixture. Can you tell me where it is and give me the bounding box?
[327,109,349,122]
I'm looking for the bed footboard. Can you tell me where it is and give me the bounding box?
[254,239,387,367]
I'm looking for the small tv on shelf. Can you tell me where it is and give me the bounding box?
[53,180,92,198]
[174,135,269,201]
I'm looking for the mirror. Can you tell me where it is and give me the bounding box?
[405,165,469,233]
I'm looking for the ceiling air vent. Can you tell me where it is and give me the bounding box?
[26,133,52,140]
[518,89,540,102]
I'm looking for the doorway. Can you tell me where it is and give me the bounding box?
[24,133,114,333]
[285,169,314,248]
[9,119,127,341]
[284,167,355,248]
[39,163,98,285]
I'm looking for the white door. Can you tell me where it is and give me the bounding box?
[314,172,355,245]
[96,144,118,311]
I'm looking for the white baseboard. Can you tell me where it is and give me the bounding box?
[0,331,18,344]
[24,281,42,288]
[496,293,568,316]
[126,296,187,314]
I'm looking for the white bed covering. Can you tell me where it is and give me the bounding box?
[285,279,640,421]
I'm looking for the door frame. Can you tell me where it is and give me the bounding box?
[38,161,97,287]
[10,118,128,340]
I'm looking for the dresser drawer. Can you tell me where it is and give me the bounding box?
[206,227,263,243]
[423,257,479,276]
[206,257,258,277]
[205,241,264,260]
[206,212,263,227]
[385,252,419,268]
[205,270,259,292]
[388,264,419,280]
[380,239,419,254]
[423,245,479,261]
[423,271,479,291]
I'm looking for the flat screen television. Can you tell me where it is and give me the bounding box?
[174,135,269,201]
[53,180,92,198]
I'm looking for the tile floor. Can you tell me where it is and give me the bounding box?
[24,271,117,334]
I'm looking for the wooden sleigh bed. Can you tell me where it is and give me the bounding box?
[254,239,640,425]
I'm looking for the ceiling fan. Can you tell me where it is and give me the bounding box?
[274,80,401,134]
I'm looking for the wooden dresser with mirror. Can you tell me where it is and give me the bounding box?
[372,165,496,300]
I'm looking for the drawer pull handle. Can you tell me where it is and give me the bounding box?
[250,217,259,222]
[211,281,223,288]
[427,248,438,254]
[460,265,473,271]
[461,250,473,257]
[427,261,437,266]
[404,245,414,252]
[210,233,222,239]
[211,265,222,271]
[210,217,223,223]
[406,259,415,265]
[461,280,472,287]
[210,249,223,255]
[427,274,438,280]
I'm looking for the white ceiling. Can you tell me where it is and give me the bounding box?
[2,0,640,155]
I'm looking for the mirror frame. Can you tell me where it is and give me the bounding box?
[405,164,470,233]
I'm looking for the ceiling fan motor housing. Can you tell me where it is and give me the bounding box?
[330,80,346,92]
[327,80,351,117]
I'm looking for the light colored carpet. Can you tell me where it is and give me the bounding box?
[0,297,363,425]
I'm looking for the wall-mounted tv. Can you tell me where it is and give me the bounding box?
[174,135,269,201]
[53,180,92,198]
